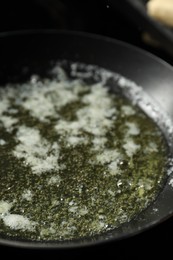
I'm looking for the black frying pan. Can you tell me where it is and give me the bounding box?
[0,30,173,249]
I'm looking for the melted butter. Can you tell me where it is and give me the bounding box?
[0,70,169,241]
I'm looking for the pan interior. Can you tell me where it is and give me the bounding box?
[0,60,172,246]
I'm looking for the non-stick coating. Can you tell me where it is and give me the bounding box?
[0,30,173,249]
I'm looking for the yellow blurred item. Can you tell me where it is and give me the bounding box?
[147,0,173,27]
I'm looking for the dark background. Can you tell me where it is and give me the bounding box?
[0,0,172,258]
[0,0,172,59]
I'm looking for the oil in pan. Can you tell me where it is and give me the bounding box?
[0,61,171,242]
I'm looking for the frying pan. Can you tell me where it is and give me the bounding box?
[0,30,173,249]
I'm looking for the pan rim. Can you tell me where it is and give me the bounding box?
[0,28,173,71]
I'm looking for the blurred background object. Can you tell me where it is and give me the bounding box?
[147,0,173,28]
[110,0,173,63]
